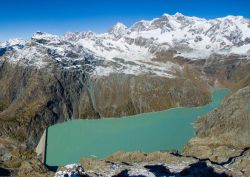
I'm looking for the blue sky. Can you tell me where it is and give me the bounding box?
[0,0,250,41]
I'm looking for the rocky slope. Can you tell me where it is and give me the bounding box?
[184,85,250,160]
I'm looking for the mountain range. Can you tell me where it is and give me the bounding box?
[1,13,250,77]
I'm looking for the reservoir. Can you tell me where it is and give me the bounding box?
[46,88,230,166]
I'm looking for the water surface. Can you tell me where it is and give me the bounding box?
[46,88,230,166]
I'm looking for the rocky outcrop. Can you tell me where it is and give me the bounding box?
[184,85,250,167]
[0,137,53,177]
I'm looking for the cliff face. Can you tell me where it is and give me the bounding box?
[0,61,89,148]
[200,55,250,91]
[89,73,210,117]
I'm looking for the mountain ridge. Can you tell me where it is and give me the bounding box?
[2,13,250,57]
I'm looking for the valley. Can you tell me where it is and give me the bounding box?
[0,13,249,176]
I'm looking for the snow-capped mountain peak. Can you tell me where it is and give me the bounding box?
[0,38,26,56]
[32,31,60,44]
[0,38,26,48]
[108,22,128,38]
[173,12,184,17]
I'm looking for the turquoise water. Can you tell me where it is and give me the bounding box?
[46,89,230,166]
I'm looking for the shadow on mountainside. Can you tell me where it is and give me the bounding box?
[0,167,11,176]
[112,169,146,177]
[112,162,230,177]
[45,165,58,172]
[177,162,229,177]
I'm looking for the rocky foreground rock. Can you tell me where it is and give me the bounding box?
[54,149,250,177]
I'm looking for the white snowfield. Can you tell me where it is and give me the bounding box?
[1,13,250,77]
